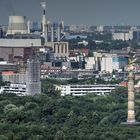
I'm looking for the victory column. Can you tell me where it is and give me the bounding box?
[122,56,140,125]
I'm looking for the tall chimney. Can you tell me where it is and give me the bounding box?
[41,1,47,39]
[51,24,54,42]
[27,20,30,34]
[57,24,61,41]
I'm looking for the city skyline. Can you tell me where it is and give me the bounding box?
[0,0,140,26]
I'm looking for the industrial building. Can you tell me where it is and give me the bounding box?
[47,21,64,42]
[0,1,68,63]
[46,42,69,58]
[0,15,41,62]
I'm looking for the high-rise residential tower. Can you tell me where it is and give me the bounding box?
[26,48,41,95]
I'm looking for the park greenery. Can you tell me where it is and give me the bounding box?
[42,77,123,86]
[68,34,140,54]
[0,80,140,140]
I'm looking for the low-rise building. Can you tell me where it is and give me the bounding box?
[112,30,140,41]
[85,57,95,70]
[0,61,17,72]
[1,72,26,84]
[112,32,130,41]
[0,84,26,96]
[57,84,118,96]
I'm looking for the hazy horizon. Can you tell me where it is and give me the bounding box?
[0,0,140,26]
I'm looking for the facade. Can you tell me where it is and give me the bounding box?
[0,38,41,62]
[69,24,89,32]
[0,84,26,96]
[101,55,113,73]
[93,52,102,71]
[97,25,104,32]
[112,32,130,41]
[57,84,118,96]
[101,54,128,73]
[41,64,62,79]
[47,42,69,58]
[2,72,26,84]
[0,39,41,47]
[0,62,17,72]
[112,56,127,71]
[69,25,77,32]
[48,71,78,80]
[112,30,140,41]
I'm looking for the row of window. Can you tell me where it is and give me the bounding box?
[70,89,111,91]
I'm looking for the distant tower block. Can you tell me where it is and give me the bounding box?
[127,71,136,123]
[26,49,41,95]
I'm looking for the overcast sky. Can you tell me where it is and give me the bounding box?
[0,0,140,26]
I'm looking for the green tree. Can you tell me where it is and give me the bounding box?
[54,130,66,140]
[0,135,8,140]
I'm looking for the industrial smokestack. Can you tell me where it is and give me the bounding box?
[44,24,48,45]
[60,21,65,40]
[57,24,61,41]
[51,24,54,42]
[60,21,64,30]
[41,1,47,37]
[27,20,30,34]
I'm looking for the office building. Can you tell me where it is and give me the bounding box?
[0,84,26,96]
[0,61,17,72]
[57,84,118,96]
[100,54,128,73]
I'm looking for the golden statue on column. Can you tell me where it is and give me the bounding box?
[122,55,140,125]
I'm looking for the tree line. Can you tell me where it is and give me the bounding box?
[0,85,139,139]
